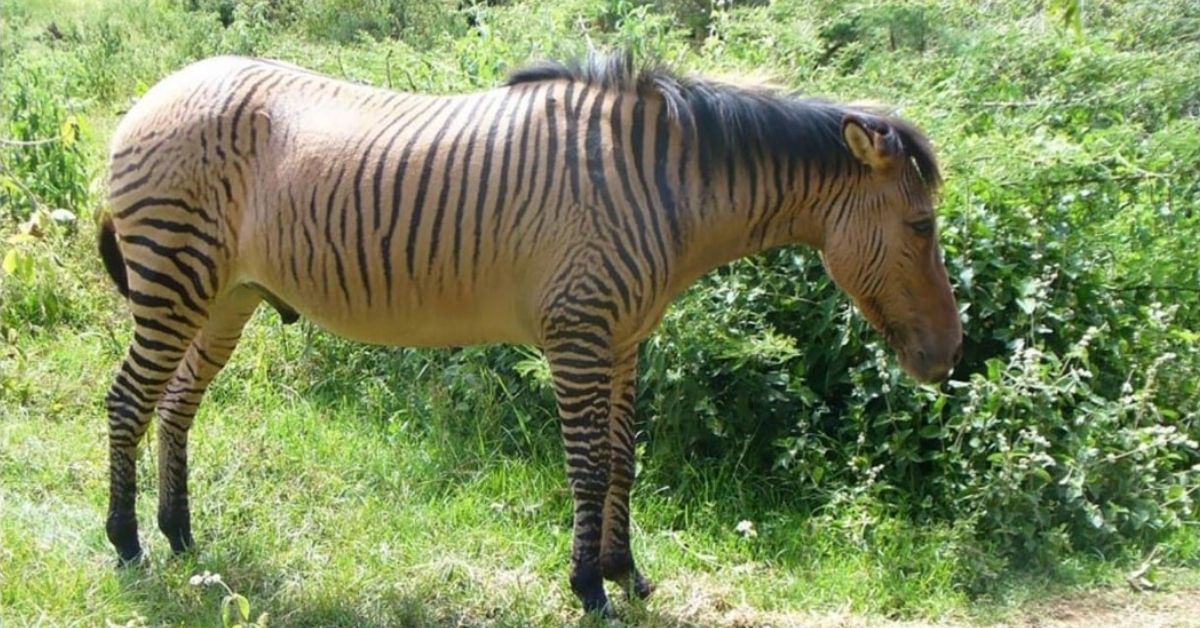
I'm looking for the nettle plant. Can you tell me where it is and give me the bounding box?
[0,68,94,334]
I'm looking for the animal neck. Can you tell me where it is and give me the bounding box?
[669,152,851,295]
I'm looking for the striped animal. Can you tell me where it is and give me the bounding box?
[98,51,962,615]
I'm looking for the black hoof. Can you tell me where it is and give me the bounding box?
[115,549,145,568]
[582,596,614,619]
[630,572,655,600]
[572,563,611,618]
[107,516,142,567]
[166,531,194,555]
[600,553,654,602]
[159,510,193,555]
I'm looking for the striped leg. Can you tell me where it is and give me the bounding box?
[106,304,203,564]
[599,349,654,600]
[547,340,614,615]
[157,288,260,553]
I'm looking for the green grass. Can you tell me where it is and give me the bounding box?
[0,315,1193,626]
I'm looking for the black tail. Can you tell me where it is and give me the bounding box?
[98,215,129,298]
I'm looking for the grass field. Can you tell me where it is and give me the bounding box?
[2,323,1196,625]
[2,0,1199,625]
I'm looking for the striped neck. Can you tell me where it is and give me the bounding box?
[669,152,844,296]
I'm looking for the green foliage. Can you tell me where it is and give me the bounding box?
[0,70,90,221]
[0,208,92,333]
[181,0,466,45]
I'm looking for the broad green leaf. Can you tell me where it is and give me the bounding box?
[2,249,18,275]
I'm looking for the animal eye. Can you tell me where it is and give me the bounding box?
[909,218,934,235]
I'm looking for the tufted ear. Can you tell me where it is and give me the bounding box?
[842,113,902,171]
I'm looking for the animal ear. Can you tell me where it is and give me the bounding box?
[842,114,901,171]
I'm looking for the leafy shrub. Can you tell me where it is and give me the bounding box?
[0,69,90,222]
[0,65,99,335]
[181,0,467,45]
[0,210,91,333]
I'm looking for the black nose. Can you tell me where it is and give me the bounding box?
[952,342,963,365]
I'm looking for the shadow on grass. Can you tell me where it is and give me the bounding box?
[112,552,429,627]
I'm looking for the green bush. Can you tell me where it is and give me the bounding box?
[0,70,90,222]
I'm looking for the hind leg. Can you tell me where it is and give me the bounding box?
[106,298,204,563]
[157,287,260,553]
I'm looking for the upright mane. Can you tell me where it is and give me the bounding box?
[507,50,941,191]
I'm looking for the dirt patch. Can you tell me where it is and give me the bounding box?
[1012,587,1200,628]
[635,578,1200,627]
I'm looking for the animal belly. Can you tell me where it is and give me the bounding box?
[238,224,542,348]
[317,307,536,347]
[258,280,539,348]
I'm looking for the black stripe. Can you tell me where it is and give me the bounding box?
[125,259,207,317]
[407,97,471,278]
[468,96,503,277]
[110,171,155,199]
[120,361,170,388]
[216,68,269,144]
[493,84,540,264]
[653,107,682,246]
[111,145,138,159]
[742,141,759,222]
[111,136,168,180]
[127,346,175,374]
[383,99,450,302]
[195,345,223,369]
[117,196,216,226]
[370,95,420,230]
[597,250,633,314]
[229,72,280,154]
[482,89,521,277]
[286,189,302,287]
[629,97,671,278]
[128,289,175,311]
[352,97,421,301]
[428,94,491,275]
[585,92,621,228]
[121,235,216,300]
[324,166,351,303]
[134,332,185,356]
[509,106,546,257]
[609,95,658,288]
[112,371,156,404]
[305,187,319,283]
[563,83,581,203]
[535,86,559,217]
[831,184,857,231]
[454,94,502,276]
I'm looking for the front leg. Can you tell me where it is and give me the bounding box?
[157,289,260,553]
[599,348,654,600]
[546,337,613,615]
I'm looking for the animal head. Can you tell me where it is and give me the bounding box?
[818,112,962,383]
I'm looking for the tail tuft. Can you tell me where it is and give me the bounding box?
[98,215,129,298]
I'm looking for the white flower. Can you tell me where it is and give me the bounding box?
[735,520,757,538]
[189,575,204,587]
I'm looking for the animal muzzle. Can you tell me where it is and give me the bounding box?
[901,323,963,384]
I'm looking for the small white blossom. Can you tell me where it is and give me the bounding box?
[735,520,757,538]
[189,571,224,587]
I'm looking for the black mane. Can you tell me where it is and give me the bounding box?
[507,50,941,191]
